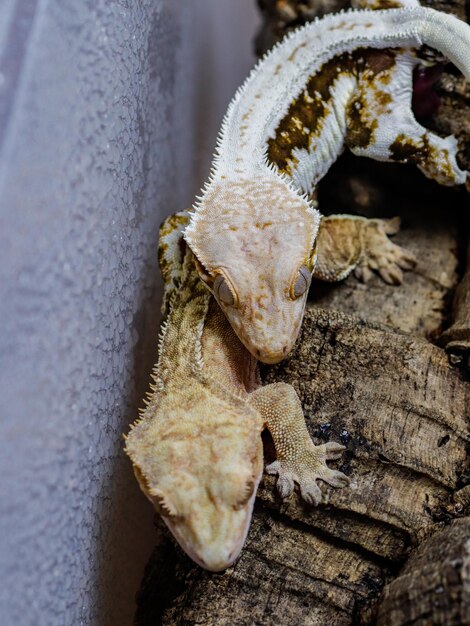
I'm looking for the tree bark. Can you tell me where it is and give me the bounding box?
[134,1,470,624]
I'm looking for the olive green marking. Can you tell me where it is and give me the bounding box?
[158,213,189,286]
[389,133,454,180]
[346,55,395,149]
[160,212,189,237]
[389,133,429,162]
[346,99,378,149]
[268,49,397,172]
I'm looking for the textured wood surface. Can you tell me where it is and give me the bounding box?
[440,239,470,363]
[134,1,470,624]
[372,518,470,625]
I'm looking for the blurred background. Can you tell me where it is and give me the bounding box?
[0,1,259,624]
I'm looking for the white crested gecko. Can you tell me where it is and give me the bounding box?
[184,0,470,364]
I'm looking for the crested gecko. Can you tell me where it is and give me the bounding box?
[125,212,350,571]
[184,0,470,363]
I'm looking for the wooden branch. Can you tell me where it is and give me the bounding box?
[440,239,470,365]
[426,46,470,366]
[370,518,470,625]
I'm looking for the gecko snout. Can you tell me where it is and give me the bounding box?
[196,546,240,572]
[255,343,290,364]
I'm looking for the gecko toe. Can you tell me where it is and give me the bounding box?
[300,480,322,506]
[383,216,401,235]
[355,265,373,283]
[379,264,403,285]
[396,253,417,270]
[326,442,346,451]
[277,474,295,499]
[321,469,350,488]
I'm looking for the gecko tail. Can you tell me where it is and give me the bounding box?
[419,8,470,81]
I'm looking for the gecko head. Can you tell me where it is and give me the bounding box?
[125,398,263,572]
[184,174,320,363]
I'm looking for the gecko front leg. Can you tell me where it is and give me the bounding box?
[314,215,417,285]
[250,383,349,505]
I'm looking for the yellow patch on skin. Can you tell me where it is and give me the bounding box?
[346,98,378,149]
[158,211,191,314]
[329,20,347,31]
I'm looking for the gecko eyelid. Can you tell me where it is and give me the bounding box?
[214,274,237,307]
[290,265,311,300]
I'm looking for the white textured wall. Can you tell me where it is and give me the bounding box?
[0,1,258,625]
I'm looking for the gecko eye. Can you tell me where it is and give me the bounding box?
[214,274,237,307]
[290,265,311,300]
[234,478,256,509]
[217,466,257,508]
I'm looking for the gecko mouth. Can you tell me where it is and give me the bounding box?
[195,549,240,573]
[255,345,290,364]
[164,518,249,573]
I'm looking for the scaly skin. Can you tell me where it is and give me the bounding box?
[184,0,470,364]
[124,213,349,572]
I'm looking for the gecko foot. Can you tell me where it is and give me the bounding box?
[354,217,417,285]
[265,441,350,505]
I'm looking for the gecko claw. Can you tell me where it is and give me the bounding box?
[395,251,417,271]
[320,468,351,488]
[379,265,403,285]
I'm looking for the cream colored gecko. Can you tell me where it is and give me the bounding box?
[184,0,470,364]
[125,212,350,571]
